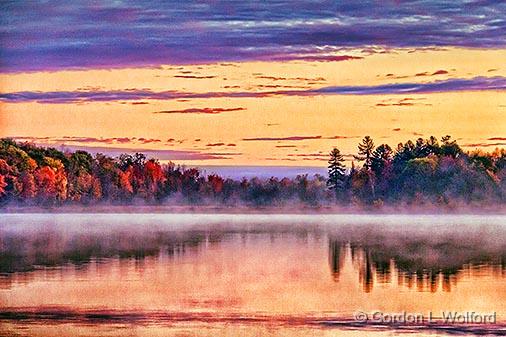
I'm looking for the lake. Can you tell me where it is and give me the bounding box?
[0,213,505,336]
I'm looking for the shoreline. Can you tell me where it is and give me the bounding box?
[1,204,504,215]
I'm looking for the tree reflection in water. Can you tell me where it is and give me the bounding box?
[1,220,505,295]
[328,236,506,293]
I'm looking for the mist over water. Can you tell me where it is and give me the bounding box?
[1,213,505,336]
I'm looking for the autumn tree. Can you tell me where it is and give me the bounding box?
[0,174,6,196]
[350,167,374,203]
[119,167,134,196]
[93,153,121,201]
[18,172,37,199]
[181,168,202,203]
[208,174,224,196]
[296,174,326,206]
[144,159,166,200]
[91,177,102,200]
[34,166,57,204]
[0,159,13,197]
[399,157,438,201]
[54,169,68,201]
[371,144,393,177]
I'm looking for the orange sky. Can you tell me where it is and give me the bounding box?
[1,47,505,166]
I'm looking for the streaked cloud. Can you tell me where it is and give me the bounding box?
[268,55,363,62]
[2,77,505,104]
[206,152,242,156]
[286,152,354,161]
[312,76,506,95]
[463,142,506,148]
[243,136,322,141]
[11,136,133,144]
[326,135,357,139]
[206,143,236,147]
[380,69,452,80]
[254,76,326,82]
[7,136,243,160]
[254,84,310,89]
[1,1,505,72]
[154,107,246,114]
[10,136,175,146]
[415,70,449,77]
[375,97,432,107]
[19,143,232,160]
[173,75,217,79]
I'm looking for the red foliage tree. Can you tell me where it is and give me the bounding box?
[35,166,57,201]
[19,172,37,199]
[119,168,134,194]
[54,169,68,201]
[0,174,6,196]
[91,177,102,200]
[208,174,224,195]
[144,159,165,193]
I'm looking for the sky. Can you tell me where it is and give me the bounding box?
[0,0,505,167]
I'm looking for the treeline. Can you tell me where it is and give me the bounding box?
[0,136,505,208]
[327,135,505,206]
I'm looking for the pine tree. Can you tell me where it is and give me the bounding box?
[327,148,346,194]
[355,136,375,170]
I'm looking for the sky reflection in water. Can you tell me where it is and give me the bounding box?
[0,214,505,336]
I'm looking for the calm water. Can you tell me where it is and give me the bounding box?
[0,213,505,336]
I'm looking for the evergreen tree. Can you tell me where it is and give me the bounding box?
[426,136,440,155]
[355,136,375,170]
[440,135,462,158]
[327,148,346,194]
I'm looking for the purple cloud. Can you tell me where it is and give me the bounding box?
[243,136,322,141]
[12,136,112,144]
[24,143,231,161]
[10,136,163,145]
[312,76,506,95]
[463,142,506,148]
[1,1,505,72]
[268,55,363,63]
[174,75,217,79]
[286,152,354,161]
[1,76,505,104]
[255,76,326,82]
[326,135,358,139]
[154,107,246,114]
